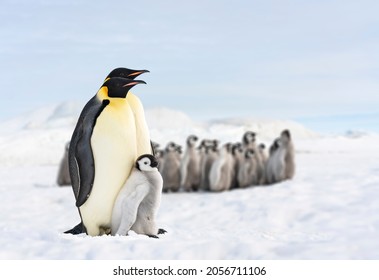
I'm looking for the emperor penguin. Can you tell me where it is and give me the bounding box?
[68,77,146,236]
[57,141,71,186]
[237,149,258,188]
[111,154,165,238]
[209,143,234,192]
[265,138,285,184]
[242,131,257,150]
[199,139,219,191]
[230,142,243,189]
[242,131,265,184]
[161,142,181,192]
[180,135,201,192]
[265,138,281,184]
[281,129,295,180]
[105,68,153,156]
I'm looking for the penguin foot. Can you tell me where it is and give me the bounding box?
[158,228,167,235]
[64,222,85,235]
[147,234,159,239]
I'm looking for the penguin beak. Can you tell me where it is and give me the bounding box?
[128,69,150,78]
[122,80,146,88]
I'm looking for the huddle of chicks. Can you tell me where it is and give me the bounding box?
[154,129,295,192]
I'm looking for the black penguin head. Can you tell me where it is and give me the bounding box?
[187,135,198,147]
[245,149,255,159]
[101,77,145,98]
[243,131,256,145]
[136,154,159,171]
[281,129,291,143]
[258,143,266,150]
[166,142,177,152]
[176,145,183,154]
[271,138,281,151]
[106,67,149,80]
[232,143,243,155]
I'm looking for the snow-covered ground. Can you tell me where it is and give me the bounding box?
[0,102,378,259]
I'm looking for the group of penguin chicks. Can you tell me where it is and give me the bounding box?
[154,129,295,193]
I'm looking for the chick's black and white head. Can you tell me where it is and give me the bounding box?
[243,131,256,145]
[280,129,291,144]
[136,154,159,172]
[187,135,198,147]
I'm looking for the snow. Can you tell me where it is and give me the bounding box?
[0,102,378,259]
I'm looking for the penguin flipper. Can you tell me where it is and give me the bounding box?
[69,97,110,207]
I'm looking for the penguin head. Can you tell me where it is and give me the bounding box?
[136,154,159,172]
[101,77,146,98]
[155,150,164,158]
[258,143,266,150]
[232,143,243,156]
[245,149,255,159]
[243,131,256,145]
[166,142,177,152]
[187,135,198,147]
[280,129,291,144]
[106,67,149,80]
[176,145,183,154]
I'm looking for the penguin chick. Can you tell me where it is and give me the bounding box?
[57,141,71,186]
[199,140,220,191]
[242,131,257,150]
[258,143,268,164]
[180,135,201,191]
[237,149,258,188]
[265,138,282,184]
[209,143,234,192]
[230,142,243,189]
[111,154,164,238]
[281,129,295,180]
[161,142,181,192]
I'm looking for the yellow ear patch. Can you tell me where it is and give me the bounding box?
[97,86,109,101]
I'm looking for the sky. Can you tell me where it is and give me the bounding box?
[0,0,378,132]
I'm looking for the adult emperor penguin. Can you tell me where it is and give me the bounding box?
[111,154,165,237]
[105,68,153,156]
[68,77,146,236]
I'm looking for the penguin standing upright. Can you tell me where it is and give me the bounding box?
[180,135,201,191]
[111,154,164,238]
[265,138,281,184]
[237,149,258,188]
[68,76,147,236]
[57,142,71,186]
[161,142,181,192]
[209,143,234,192]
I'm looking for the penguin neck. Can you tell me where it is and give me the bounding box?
[96,88,128,108]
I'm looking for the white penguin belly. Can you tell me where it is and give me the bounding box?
[80,101,137,236]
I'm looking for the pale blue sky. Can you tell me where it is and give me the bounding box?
[1,0,378,132]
